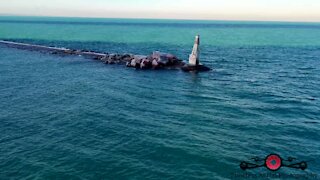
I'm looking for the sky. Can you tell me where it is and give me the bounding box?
[0,0,320,22]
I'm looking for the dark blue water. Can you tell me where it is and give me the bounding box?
[0,17,320,179]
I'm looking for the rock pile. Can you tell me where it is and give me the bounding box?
[94,51,185,70]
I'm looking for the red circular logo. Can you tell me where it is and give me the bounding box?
[265,154,282,171]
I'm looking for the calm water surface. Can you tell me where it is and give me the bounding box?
[0,16,320,179]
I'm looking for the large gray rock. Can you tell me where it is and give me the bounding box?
[152,59,159,69]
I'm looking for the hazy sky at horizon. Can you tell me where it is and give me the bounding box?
[0,0,320,22]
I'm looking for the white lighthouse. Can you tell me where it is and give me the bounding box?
[181,35,211,72]
[188,35,200,66]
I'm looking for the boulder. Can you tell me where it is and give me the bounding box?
[152,59,159,69]
[120,54,133,63]
[140,59,152,69]
[130,59,137,67]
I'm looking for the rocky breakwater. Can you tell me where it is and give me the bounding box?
[0,38,210,72]
[95,51,185,70]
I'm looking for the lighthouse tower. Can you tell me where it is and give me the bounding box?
[188,35,200,66]
[181,35,211,72]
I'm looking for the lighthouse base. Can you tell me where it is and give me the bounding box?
[181,64,211,72]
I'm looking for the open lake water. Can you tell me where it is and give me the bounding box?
[0,16,319,179]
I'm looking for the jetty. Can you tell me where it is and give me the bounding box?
[0,36,211,72]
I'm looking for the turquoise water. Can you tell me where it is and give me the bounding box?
[0,16,320,179]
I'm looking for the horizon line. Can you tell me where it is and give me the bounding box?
[1,14,320,24]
